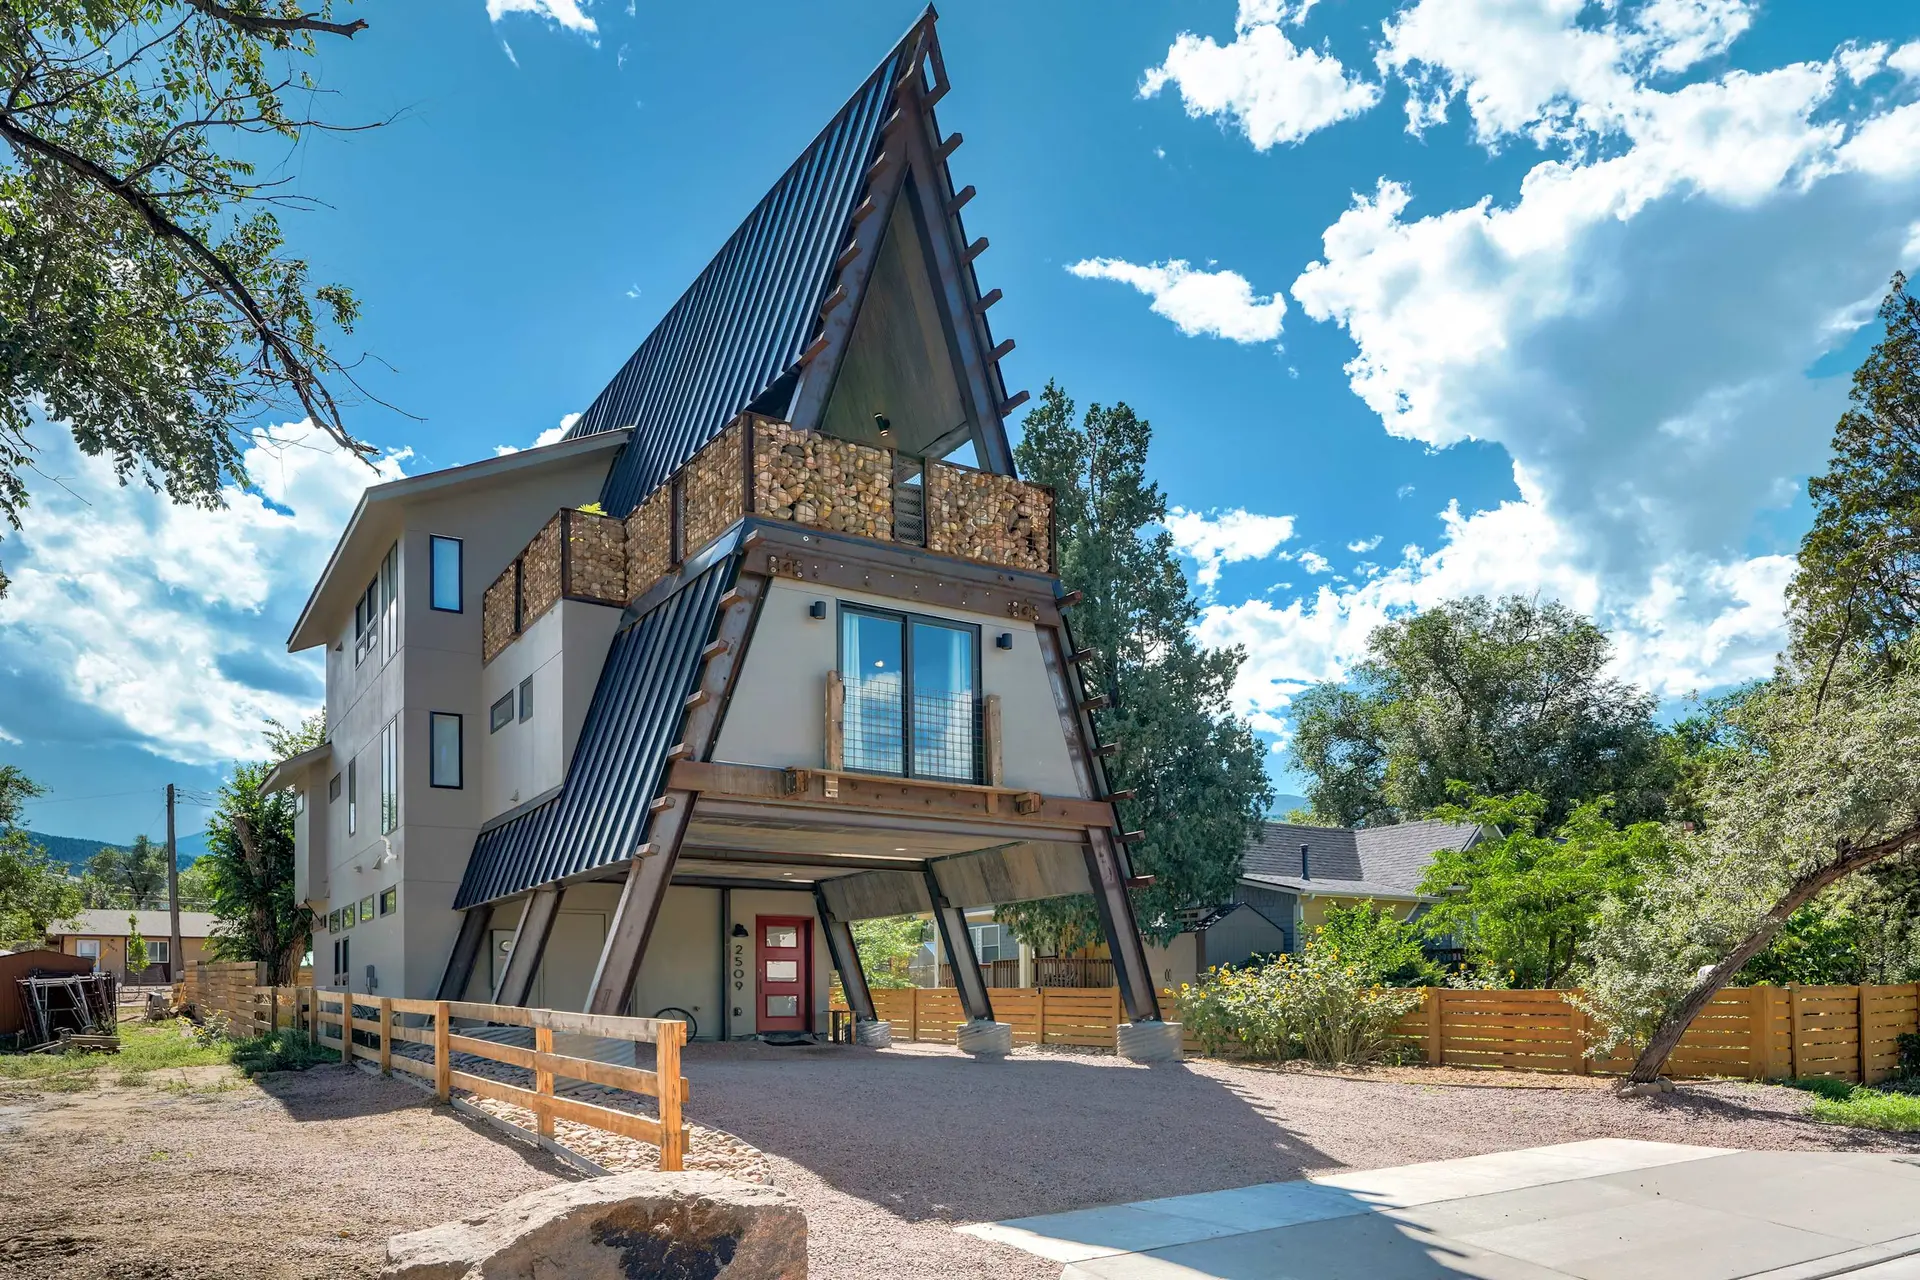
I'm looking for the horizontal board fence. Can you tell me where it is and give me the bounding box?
[852,983,1920,1081]
[197,983,691,1170]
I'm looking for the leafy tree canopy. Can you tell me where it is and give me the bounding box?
[1419,791,1671,990]
[0,1,379,596]
[1314,902,1442,988]
[84,835,169,909]
[850,916,923,991]
[1289,595,1670,828]
[997,382,1270,949]
[0,768,80,942]
[203,728,313,981]
[1789,273,1920,669]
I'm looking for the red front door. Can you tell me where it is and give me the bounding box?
[756,916,811,1034]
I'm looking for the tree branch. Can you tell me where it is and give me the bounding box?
[181,0,368,40]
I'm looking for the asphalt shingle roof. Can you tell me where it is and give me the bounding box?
[1241,818,1481,897]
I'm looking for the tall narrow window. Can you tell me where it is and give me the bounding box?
[430,712,462,788]
[518,675,534,722]
[347,757,358,835]
[380,542,399,663]
[839,607,979,782]
[380,717,398,834]
[353,577,379,664]
[430,536,463,612]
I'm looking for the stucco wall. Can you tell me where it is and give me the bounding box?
[1297,894,1422,932]
[61,934,209,982]
[712,579,1082,796]
[478,600,620,824]
[1142,932,1198,993]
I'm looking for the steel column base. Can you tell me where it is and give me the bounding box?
[1117,1021,1184,1063]
[956,1019,1013,1059]
[854,1019,893,1049]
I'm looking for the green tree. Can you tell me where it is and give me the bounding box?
[84,835,169,908]
[1418,791,1670,990]
[996,382,1270,949]
[1739,898,1862,987]
[0,768,81,943]
[175,858,218,912]
[202,759,310,983]
[1581,644,1920,1082]
[0,2,378,596]
[850,916,923,990]
[1789,273,1920,673]
[125,913,149,976]
[1314,902,1441,987]
[1290,596,1669,828]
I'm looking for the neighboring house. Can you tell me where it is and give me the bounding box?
[45,910,218,983]
[1233,819,1486,948]
[1142,903,1292,992]
[262,13,1165,1046]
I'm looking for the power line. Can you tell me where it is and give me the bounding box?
[20,787,161,808]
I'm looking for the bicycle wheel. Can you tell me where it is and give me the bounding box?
[653,1006,698,1041]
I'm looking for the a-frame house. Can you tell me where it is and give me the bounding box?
[275,9,1177,1060]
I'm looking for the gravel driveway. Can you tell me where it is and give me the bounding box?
[679,1040,1920,1280]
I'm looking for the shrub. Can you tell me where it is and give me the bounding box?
[1173,945,1423,1066]
[1896,1031,1920,1080]
[228,1029,332,1077]
[1315,903,1444,987]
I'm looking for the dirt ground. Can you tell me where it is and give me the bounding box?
[6,1043,1920,1280]
[0,1064,569,1279]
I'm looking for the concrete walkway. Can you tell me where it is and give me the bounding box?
[959,1140,1920,1279]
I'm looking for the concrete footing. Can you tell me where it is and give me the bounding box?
[1116,1020,1184,1063]
[957,1019,1013,1059]
[854,1019,893,1049]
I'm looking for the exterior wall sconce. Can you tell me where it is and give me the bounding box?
[996,632,1013,650]
[808,601,827,620]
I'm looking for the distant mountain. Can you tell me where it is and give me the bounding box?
[19,829,201,871]
[1266,795,1310,820]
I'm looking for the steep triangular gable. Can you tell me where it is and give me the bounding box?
[567,10,1025,517]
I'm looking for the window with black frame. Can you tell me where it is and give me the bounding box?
[839,606,980,782]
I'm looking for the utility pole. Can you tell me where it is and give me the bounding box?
[166,784,183,988]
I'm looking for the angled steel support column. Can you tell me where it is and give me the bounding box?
[585,573,767,1016]
[814,888,877,1023]
[1085,828,1159,1023]
[435,906,492,1002]
[924,870,993,1023]
[492,887,562,1007]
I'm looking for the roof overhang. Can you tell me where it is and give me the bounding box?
[1240,873,1436,903]
[262,741,333,793]
[286,429,631,652]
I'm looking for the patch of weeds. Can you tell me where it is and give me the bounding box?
[1786,1077,1920,1132]
[115,1070,150,1088]
[229,1029,334,1077]
[42,1072,98,1093]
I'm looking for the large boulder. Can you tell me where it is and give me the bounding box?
[384,1170,805,1279]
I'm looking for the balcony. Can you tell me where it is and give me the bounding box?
[481,507,628,664]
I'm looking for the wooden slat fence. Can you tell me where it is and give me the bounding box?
[851,982,1920,1081]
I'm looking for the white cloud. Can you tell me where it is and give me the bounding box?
[0,423,408,763]
[494,413,581,457]
[1068,258,1286,344]
[1164,507,1297,589]
[1141,0,1381,150]
[487,0,596,34]
[1136,0,1920,746]
[1347,535,1382,552]
[1892,41,1920,81]
[1837,41,1889,85]
[0,725,19,746]
[1297,550,1331,574]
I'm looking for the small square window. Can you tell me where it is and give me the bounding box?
[765,925,798,948]
[147,939,170,967]
[360,895,375,922]
[295,789,306,815]
[328,909,340,933]
[379,887,397,916]
[518,676,534,722]
[764,960,798,982]
[765,995,798,1018]
[490,693,514,733]
[328,772,342,802]
[342,907,354,932]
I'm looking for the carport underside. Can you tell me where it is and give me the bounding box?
[443,761,1162,1039]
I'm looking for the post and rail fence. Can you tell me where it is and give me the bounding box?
[176,962,690,1170]
[840,982,1920,1083]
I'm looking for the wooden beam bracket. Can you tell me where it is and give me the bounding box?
[946,184,976,216]
[998,390,1030,417]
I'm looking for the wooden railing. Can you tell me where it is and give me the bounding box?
[857,986,1201,1052]
[220,986,690,1170]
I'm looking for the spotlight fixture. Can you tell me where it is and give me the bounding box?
[995,632,1014,650]
[808,600,827,620]
[873,412,892,439]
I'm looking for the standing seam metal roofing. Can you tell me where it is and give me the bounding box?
[453,557,738,909]
[567,25,919,517]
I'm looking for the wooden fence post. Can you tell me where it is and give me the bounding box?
[534,1024,556,1138]
[305,986,316,1046]
[339,993,352,1065]
[433,1000,451,1102]
[1426,988,1444,1066]
[658,1021,685,1172]
[1569,993,1591,1076]
[1111,986,1123,1047]
[1788,986,1803,1079]
[910,986,920,1042]
[269,986,279,1034]
[379,996,393,1077]
[1038,986,1048,1048]
[1858,985,1872,1086]
[1746,986,1769,1080]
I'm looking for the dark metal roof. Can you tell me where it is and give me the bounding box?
[453,558,737,908]
[567,20,924,517]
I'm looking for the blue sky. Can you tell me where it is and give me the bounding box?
[5,0,1920,844]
